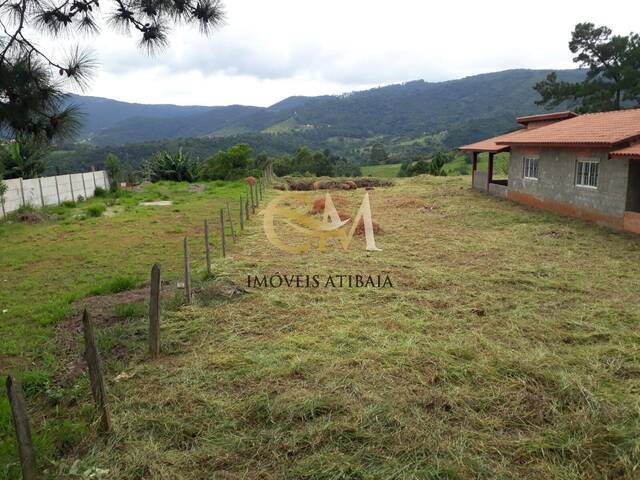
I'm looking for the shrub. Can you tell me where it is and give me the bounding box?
[93,186,107,197]
[86,204,106,217]
[60,200,76,208]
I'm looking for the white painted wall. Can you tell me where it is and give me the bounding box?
[1,171,109,218]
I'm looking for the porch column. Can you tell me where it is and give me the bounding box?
[486,152,494,192]
[471,152,478,189]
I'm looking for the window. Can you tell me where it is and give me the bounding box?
[576,159,599,188]
[523,156,539,179]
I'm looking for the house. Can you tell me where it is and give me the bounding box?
[459,109,640,234]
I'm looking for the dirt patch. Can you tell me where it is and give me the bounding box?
[15,210,51,224]
[140,201,173,206]
[185,184,205,192]
[51,281,176,387]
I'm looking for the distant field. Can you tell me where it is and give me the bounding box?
[361,163,402,177]
[2,176,639,479]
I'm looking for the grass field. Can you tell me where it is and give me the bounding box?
[2,176,640,479]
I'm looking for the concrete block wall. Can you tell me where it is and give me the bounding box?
[508,147,630,219]
[1,171,108,218]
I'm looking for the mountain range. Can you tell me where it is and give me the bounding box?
[69,68,584,149]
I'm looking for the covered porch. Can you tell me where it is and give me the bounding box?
[459,133,514,198]
[611,145,640,234]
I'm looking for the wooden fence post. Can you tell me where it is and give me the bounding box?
[226,201,236,243]
[239,196,244,231]
[54,175,61,205]
[204,220,212,276]
[183,238,192,304]
[6,376,37,480]
[219,209,226,258]
[38,178,45,207]
[250,184,256,213]
[1,195,6,221]
[149,264,161,358]
[82,309,111,433]
[245,190,250,220]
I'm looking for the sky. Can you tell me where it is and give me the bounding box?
[50,0,639,107]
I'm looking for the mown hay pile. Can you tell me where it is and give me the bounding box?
[284,177,393,191]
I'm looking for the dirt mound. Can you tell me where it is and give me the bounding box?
[309,195,347,214]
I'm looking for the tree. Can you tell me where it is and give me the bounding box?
[0,136,47,179]
[202,144,253,180]
[105,154,121,190]
[0,0,225,143]
[428,152,448,176]
[534,23,640,112]
[370,143,389,165]
[144,148,198,182]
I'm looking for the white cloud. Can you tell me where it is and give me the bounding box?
[59,0,639,106]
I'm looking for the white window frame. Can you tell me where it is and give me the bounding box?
[523,156,539,180]
[575,158,599,189]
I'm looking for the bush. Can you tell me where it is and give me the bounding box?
[60,200,76,208]
[93,186,107,197]
[86,204,106,217]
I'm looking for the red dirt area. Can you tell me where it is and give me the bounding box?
[310,195,347,214]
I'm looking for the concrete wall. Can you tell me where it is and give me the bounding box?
[472,171,487,191]
[488,182,508,198]
[1,171,108,218]
[508,147,630,219]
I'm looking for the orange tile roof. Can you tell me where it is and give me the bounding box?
[458,129,527,153]
[610,144,640,159]
[497,108,640,147]
[517,111,578,125]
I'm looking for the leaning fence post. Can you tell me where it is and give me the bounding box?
[183,237,192,304]
[149,263,161,358]
[6,376,37,480]
[1,196,6,221]
[82,309,111,433]
[245,191,250,220]
[226,201,236,243]
[204,220,212,276]
[239,196,244,231]
[219,209,226,258]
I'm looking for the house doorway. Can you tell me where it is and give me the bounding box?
[626,161,640,213]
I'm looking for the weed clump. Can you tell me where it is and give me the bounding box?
[86,204,106,217]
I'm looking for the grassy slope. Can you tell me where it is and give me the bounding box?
[361,164,402,178]
[0,181,247,477]
[3,176,640,479]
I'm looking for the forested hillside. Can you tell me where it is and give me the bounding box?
[50,69,584,172]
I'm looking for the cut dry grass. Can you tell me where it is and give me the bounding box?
[3,175,640,479]
[43,175,640,479]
